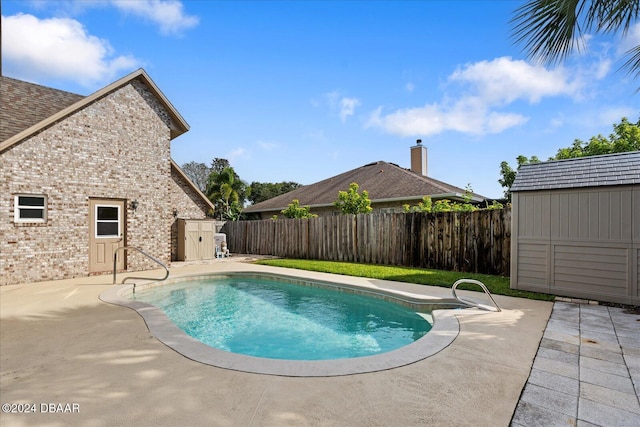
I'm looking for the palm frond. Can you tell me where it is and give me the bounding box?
[621,45,640,81]
[512,0,640,88]
[511,0,587,65]
[590,0,640,34]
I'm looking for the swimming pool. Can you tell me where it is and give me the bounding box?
[101,271,462,376]
[130,276,433,360]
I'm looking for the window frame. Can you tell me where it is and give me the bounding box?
[14,194,48,223]
[94,204,121,239]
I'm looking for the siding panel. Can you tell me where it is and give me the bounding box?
[578,193,590,239]
[517,242,548,286]
[553,245,629,295]
[598,191,610,239]
[633,187,640,241]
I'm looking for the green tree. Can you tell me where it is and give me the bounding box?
[404,192,488,213]
[181,161,210,192]
[498,155,541,200]
[280,199,317,219]
[210,158,231,174]
[333,182,373,215]
[206,166,249,221]
[248,181,302,205]
[403,196,433,213]
[512,0,640,84]
[499,117,639,200]
[554,117,640,158]
[612,116,640,151]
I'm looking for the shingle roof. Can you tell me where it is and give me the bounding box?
[511,151,640,192]
[1,70,213,210]
[0,76,85,142]
[244,160,485,213]
[1,69,189,153]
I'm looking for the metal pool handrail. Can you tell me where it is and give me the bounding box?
[112,246,169,288]
[451,279,501,312]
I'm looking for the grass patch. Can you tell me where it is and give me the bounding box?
[254,258,555,301]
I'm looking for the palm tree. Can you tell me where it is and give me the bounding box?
[512,0,640,82]
[206,166,247,220]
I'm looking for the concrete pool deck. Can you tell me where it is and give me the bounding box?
[0,259,573,426]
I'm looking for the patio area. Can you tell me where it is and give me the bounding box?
[2,259,554,426]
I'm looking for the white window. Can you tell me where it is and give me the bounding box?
[95,204,121,238]
[14,194,47,223]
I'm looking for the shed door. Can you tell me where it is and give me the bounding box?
[89,199,125,273]
[185,220,201,260]
[200,221,215,259]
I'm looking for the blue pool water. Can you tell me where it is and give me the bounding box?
[132,276,433,360]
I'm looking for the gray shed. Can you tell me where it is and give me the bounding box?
[510,151,640,305]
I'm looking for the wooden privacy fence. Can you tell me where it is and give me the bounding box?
[222,208,511,275]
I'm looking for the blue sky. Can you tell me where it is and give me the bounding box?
[2,0,639,199]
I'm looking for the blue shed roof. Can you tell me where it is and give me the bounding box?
[511,151,640,192]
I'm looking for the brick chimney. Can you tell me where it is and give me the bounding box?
[410,139,427,176]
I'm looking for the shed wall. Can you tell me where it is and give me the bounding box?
[511,185,639,305]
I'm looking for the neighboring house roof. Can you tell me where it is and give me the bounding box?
[511,151,640,192]
[1,69,214,211]
[1,68,189,153]
[244,160,485,214]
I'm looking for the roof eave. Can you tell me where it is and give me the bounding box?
[245,192,486,213]
[170,159,215,211]
[135,69,189,139]
[1,68,189,154]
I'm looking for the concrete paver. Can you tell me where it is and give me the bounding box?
[512,301,640,427]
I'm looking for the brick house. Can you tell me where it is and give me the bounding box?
[1,69,214,285]
[244,141,486,219]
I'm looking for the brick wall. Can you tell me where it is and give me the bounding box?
[0,76,84,142]
[1,78,208,285]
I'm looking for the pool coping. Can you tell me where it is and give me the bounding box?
[100,270,463,377]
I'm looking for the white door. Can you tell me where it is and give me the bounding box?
[89,199,125,273]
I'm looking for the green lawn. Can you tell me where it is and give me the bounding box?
[254,258,555,301]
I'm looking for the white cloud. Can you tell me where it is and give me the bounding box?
[548,116,565,132]
[597,107,638,126]
[618,22,640,56]
[339,97,360,122]
[593,58,612,79]
[1,13,139,88]
[366,99,528,137]
[449,57,582,104]
[366,57,581,137]
[257,140,279,151]
[227,148,247,161]
[324,91,360,122]
[306,129,327,141]
[325,90,340,106]
[405,82,415,92]
[110,0,199,35]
